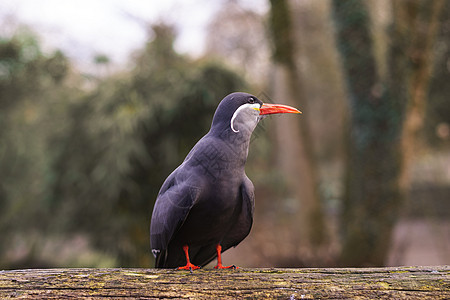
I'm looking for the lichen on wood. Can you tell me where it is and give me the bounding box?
[0,266,448,299]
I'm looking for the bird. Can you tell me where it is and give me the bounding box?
[150,92,301,270]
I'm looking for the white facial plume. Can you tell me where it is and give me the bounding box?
[230,103,261,133]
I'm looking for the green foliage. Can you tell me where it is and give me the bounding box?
[0,29,74,267]
[0,24,247,268]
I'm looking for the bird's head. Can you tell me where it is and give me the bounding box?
[210,92,301,136]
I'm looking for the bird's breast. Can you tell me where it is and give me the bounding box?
[188,141,246,184]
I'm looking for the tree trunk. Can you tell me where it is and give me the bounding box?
[332,0,445,266]
[268,0,326,258]
[332,0,405,266]
[396,0,445,189]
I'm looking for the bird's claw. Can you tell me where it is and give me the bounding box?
[177,263,201,271]
[214,264,239,269]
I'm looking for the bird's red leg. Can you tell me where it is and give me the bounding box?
[177,245,201,271]
[214,244,238,269]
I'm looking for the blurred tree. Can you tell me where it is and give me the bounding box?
[93,53,111,77]
[396,0,446,188]
[268,0,327,263]
[289,1,348,165]
[94,54,110,65]
[332,0,445,266]
[0,22,247,268]
[205,0,270,85]
[0,29,73,267]
[49,24,247,267]
[424,2,450,147]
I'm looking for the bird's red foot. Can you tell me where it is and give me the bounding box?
[177,262,201,271]
[177,245,201,271]
[214,263,238,269]
[213,244,238,269]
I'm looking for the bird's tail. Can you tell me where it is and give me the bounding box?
[153,249,167,268]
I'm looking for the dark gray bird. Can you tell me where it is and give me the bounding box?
[150,92,301,270]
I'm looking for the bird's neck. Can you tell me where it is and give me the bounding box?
[209,127,253,167]
[208,111,259,169]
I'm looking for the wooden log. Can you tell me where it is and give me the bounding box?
[0,266,448,299]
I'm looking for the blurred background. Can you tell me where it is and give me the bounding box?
[0,0,449,269]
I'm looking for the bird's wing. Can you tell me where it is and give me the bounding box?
[150,168,201,265]
[221,175,255,251]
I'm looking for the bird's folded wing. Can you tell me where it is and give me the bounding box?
[150,175,201,256]
[220,176,255,252]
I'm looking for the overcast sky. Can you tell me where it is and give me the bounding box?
[0,0,226,69]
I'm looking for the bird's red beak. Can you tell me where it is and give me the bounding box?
[259,103,302,115]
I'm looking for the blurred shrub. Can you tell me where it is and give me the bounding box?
[0,24,247,268]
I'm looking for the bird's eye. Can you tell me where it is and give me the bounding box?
[248,97,255,104]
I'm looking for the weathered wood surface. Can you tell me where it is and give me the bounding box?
[0,266,448,299]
